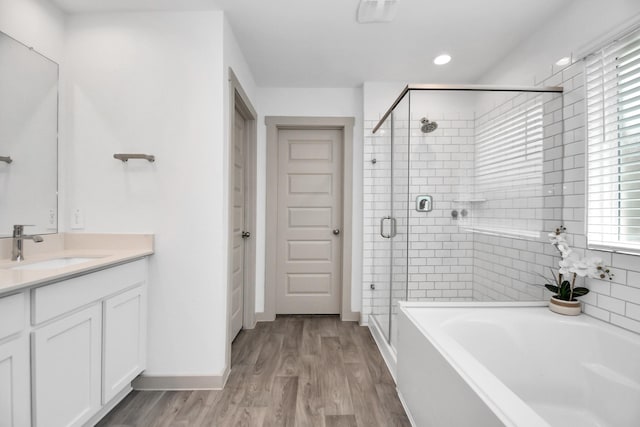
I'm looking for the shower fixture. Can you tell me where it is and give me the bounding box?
[420,117,438,133]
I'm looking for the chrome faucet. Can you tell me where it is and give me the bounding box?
[12,225,44,261]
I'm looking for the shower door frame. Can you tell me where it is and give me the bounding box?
[372,84,564,134]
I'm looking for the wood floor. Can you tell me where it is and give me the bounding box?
[97,315,411,427]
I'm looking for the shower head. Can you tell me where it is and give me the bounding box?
[420,117,438,133]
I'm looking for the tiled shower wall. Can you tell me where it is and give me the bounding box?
[405,114,475,301]
[540,61,640,334]
[362,114,476,323]
[471,91,564,301]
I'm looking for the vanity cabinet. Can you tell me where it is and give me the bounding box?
[0,335,30,427]
[30,259,148,427]
[103,286,147,403]
[32,304,102,427]
[0,292,30,427]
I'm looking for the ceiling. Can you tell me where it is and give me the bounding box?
[51,0,573,87]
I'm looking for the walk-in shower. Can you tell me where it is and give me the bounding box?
[363,84,564,356]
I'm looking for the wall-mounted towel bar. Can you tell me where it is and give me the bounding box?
[0,156,12,164]
[113,153,155,163]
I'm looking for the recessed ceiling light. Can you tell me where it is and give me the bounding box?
[555,56,571,66]
[434,54,451,65]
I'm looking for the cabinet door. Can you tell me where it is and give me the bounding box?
[33,304,102,427]
[0,336,30,427]
[103,286,146,403]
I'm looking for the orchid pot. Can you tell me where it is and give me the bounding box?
[548,296,581,316]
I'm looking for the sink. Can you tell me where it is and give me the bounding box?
[10,257,99,271]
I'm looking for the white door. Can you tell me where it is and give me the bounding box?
[33,304,102,427]
[231,108,247,339]
[276,128,343,314]
[0,336,30,427]
[103,286,146,404]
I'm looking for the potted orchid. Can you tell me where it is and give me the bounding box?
[545,226,613,315]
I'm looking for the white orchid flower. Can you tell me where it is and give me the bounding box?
[559,251,579,277]
[569,258,592,277]
[556,241,571,256]
[584,257,605,279]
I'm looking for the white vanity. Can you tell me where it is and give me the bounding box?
[0,233,153,427]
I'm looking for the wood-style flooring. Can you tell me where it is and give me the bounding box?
[97,315,411,427]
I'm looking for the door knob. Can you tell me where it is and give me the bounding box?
[333,229,340,236]
[241,231,251,239]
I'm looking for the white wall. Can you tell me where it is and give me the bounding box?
[363,82,405,122]
[0,0,65,62]
[479,0,640,86]
[363,82,479,122]
[254,87,364,313]
[64,10,230,376]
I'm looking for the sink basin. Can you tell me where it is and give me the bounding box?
[10,257,99,271]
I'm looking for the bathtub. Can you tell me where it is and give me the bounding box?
[396,302,640,427]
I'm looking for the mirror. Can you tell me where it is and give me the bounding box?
[0,31,58,238]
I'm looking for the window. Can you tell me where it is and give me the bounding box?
[473,95,544,237]
[586,28,640,252]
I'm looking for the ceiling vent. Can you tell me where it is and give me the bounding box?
[357,0,399,23]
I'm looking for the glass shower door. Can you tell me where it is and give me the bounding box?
[367,91,410,346]
[388,94,410,348]
[367,112,392,342]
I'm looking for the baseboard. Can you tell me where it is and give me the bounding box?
[86,386,131,426]
[397,389,417,427]
[340,310,360,322]
[255,312,275,322]
[132,367,231,391]
[368,317,397,381]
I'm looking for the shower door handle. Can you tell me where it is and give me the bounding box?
[380,216,391,238]
[389,217,397,238]
[380,216,397,238]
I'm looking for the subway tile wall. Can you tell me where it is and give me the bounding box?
[541,61,640,334]
[405,114,475,304]
[472,91,564,302]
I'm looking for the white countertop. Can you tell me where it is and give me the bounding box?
[0,233,154,296]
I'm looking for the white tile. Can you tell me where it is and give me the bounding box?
[582,303,611,322]
[611,284,640,305]
[597,294,625,315]
[610,314,640,334]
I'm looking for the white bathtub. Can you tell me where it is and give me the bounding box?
[396,302,640,427]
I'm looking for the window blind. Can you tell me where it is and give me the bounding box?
[472,96,544,236]
[586,28,640,251]
[475,98,544,191]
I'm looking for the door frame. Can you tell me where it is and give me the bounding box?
[262,116,358,322]
[226,68,258,343]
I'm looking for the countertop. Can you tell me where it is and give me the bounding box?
[0,233,154,297]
